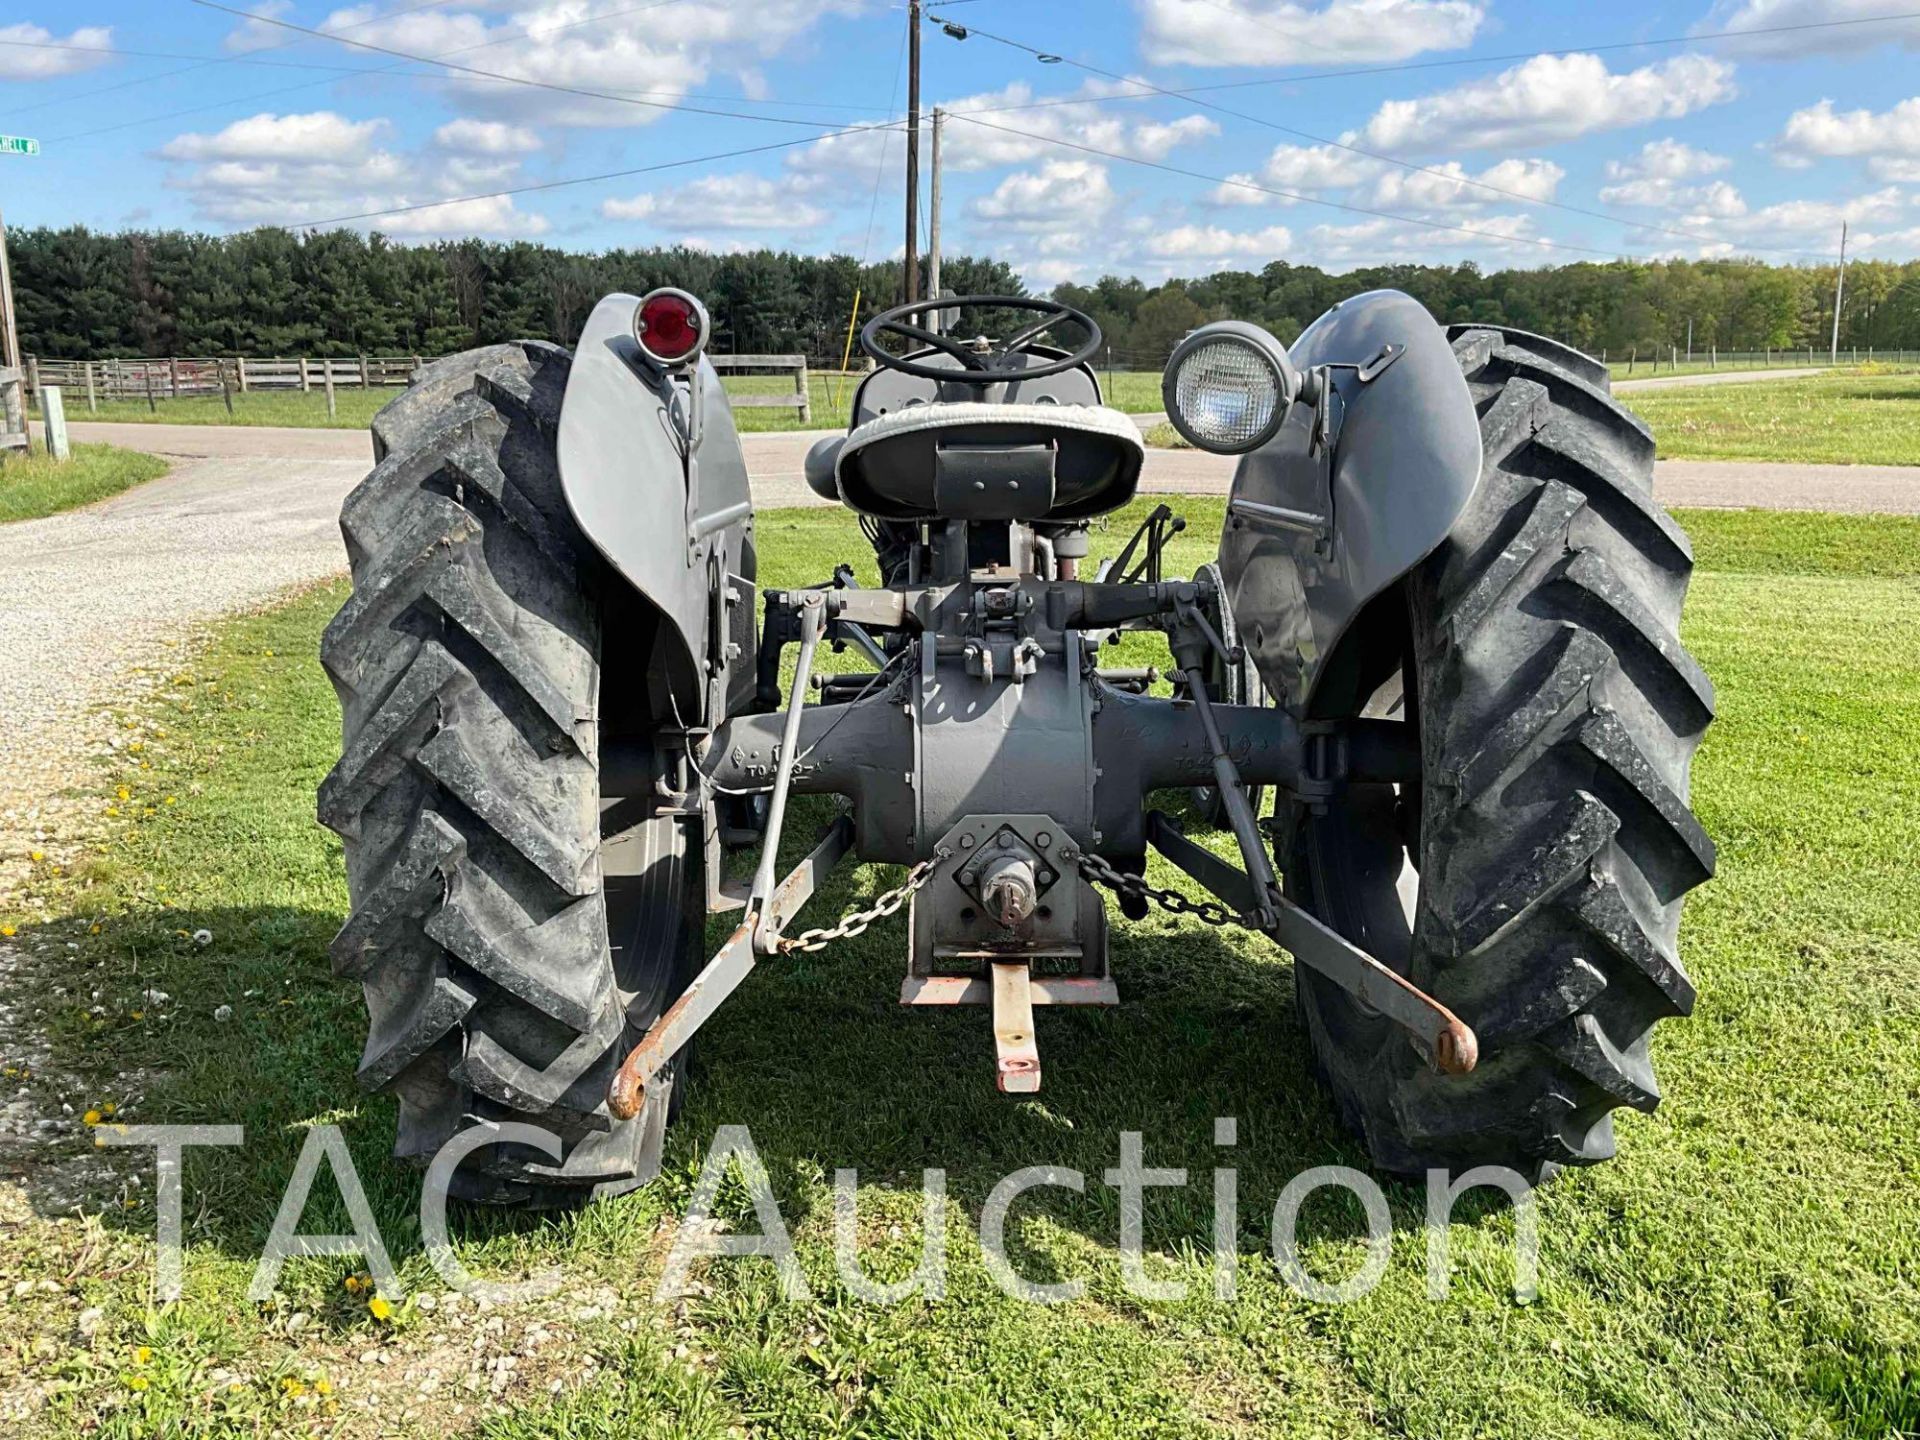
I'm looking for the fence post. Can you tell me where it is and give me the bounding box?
[84,360,97,413]
[25,355,39,410]
[299,356,311,392]
[411,355,422,383]
[144,365,156,414]
[795,359,811,425]
[323,360,337,421]
[358,353,370,388]
[169,357,180,399]
[220,362,234,418]
[1711,345,1716,369]
[237,357,250,394]
[41,385,70,462]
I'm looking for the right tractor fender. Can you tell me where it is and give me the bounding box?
[557,293,757,726]
[1216,289,1482,713]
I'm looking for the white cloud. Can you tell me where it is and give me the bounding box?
[220,1,294,55]
[1145,223,1296,259]
[322,0,868,129]
[1734,186,1906,236]
[1362,53,1737,153]
[1369,157,1564,209]
[1773,97,1920,179]
[1137,0,1483,66]
[906,81,1218,174]
[1605,138,1732,182]
[1601,176,1748,216]
[158,110,548,237]
[600,172,826,229]
[1261,142,1377,191]
[433,118,540,156]
[160,111,391,162]
[0,22,116,80]
[968,160,1117,230]
[378,194,546,237]
[1303,211,1540,265]
[1691,0,1920,57]
[1205,173,1276,207]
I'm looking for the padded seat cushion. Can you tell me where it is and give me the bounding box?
[833,402,1144,521]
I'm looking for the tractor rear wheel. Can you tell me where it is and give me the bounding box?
[318,341,699,1206]
[1286,325,1715,1180]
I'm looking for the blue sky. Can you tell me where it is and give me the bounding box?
[3,0,1919,285]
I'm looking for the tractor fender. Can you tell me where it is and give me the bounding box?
[1216,289,1482,712]
[558,293,757,724]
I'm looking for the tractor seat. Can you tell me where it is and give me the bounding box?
[803,403,1144,522]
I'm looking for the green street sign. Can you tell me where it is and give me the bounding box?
[0,136,40,157]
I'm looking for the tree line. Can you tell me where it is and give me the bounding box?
[9,225,1919,365]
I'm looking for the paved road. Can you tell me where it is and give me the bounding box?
[1614,366,1825,392]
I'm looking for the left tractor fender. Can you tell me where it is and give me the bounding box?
[558,293,757,725]
[1216,288,1482,713]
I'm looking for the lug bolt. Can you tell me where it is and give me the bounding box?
[959,835,975,849]
[1035,832,1052,848]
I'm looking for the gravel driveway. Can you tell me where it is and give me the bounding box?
[1,433,367,891]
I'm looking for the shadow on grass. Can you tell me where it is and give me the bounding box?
[27,796,1514,1302]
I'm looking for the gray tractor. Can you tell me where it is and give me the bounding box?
[320,287,1713,1204]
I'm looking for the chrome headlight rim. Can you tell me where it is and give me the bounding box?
[1161,321,1300,455]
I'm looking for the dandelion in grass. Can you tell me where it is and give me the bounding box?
[367,1295,393,1322]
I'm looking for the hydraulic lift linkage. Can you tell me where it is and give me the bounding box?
[608,581,1476,1119]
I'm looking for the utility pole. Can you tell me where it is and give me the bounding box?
[903,0,922,306]
[1830,220,1848,365]
[0,206,19,375]
[928,107,944,333]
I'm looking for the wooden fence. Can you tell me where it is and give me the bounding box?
[22,351,815,420]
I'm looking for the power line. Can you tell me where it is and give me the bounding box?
[0,38,365,70]
[14,0,467,121]
[186,0,867,131]
[282,120,908,231]
[945,6,1920,106]
[45,0,884,147]
[945,110,1798,264]
[931,13,1837,259]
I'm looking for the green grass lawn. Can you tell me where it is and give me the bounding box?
[1147,367,1920,466]
[0,443,170,522]
[1627,368,1920,465]
[49,370,1169,435]
[3,502,1918,1436]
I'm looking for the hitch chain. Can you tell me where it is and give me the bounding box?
[1076,851,1242,929]
[775,850,946,954]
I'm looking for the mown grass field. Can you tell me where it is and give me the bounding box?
[1625,367,1920,465]
[0,444,169,523]
[44,371,1169,434]
[1149,366,1920,466]
[1,501,1917,1437]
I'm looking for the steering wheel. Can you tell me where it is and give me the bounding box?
[859,294,1103,383]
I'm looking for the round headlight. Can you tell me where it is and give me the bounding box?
[1162,322,1299,455]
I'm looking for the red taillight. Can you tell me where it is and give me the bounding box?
[635,288,706,365]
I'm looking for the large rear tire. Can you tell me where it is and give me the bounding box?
[1288,325,1715,1179]
[318,342,698,1206]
